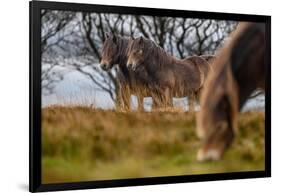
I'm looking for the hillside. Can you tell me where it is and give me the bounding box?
[42,106,265,183]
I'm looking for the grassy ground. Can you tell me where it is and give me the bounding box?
[42,106,265,184]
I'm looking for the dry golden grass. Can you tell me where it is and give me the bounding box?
[42,106,265,184]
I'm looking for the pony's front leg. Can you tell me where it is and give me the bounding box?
[115,86,123,110]
[134,85,145,111]
[137,96,144,111]
[119,84,131,111]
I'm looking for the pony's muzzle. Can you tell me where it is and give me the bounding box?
[131,63,138,71]
[127,61,134,70]
[127,61,138,71]
[197,147,222,162]
[126,62,132,68]
[100,63,108,71]
[100,60,110,71]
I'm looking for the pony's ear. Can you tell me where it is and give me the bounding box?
[139,36,143,44]
[112,34,117,43]
[105,32,110,39]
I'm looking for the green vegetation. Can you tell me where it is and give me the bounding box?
[42,106,265,184]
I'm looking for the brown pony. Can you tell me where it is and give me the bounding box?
[126,36,212,109]
[196,22,267,161]
[100,33,150,110]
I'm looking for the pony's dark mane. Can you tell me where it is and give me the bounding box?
[231,23,265,76]
[108,36,130,81]
[142,38,175,68]
[115,36,130,66]
[229,23,265,107]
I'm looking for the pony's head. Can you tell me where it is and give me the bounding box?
[100,33,119,71]
[126,36,147,71]
[196,55,239,162]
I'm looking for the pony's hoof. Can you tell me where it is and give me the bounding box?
[197,148,222,162]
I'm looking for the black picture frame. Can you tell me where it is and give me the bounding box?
[29,1,271,192]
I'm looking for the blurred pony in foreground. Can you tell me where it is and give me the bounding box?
[197,22,267,161]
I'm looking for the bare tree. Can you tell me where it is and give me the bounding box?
[41,10,75,95]
[42,10,239,105]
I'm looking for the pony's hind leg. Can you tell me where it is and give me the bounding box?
[188,93,197,112]
[119,84,131,111]
[151,89,165,110]
[163,88,173,108]
[152,95,163,110]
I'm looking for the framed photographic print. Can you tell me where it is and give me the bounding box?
[29,0,271,192]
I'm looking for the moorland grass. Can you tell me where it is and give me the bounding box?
[42,106,265,183]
